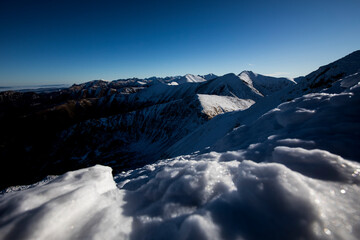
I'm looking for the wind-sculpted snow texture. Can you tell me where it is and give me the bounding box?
[1,51,360,240]
[0,166,132,239]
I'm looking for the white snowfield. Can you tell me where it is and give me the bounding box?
[1,52,360,239]
[197,94,254,118]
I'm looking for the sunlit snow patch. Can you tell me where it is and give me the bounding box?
[197,94,254,118]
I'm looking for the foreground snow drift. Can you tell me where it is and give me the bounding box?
[1,155,359,240]
[0,166,132,239]
[116,155,360,240]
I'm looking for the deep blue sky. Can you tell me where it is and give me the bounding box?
[0,0,359,86]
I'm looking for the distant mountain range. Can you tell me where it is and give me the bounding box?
[0,69,296,189]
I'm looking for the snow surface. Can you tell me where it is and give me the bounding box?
[0,165,132,239]
[1,151,359,239]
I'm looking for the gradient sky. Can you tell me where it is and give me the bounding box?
[0,0,359,86]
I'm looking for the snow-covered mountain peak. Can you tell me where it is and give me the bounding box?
[238,70,296,96]
[221,72,237,78]
[197,73,264,100]
[146,74,207,85]
[216,73,248,85]
[182,74,207,83]
[238,70,255,76]
[238,70,256,85]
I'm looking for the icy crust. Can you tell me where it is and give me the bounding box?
[1,156,359,240]
[116,156,360,240]
[0,175,58,194]
[0,165,132,240]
